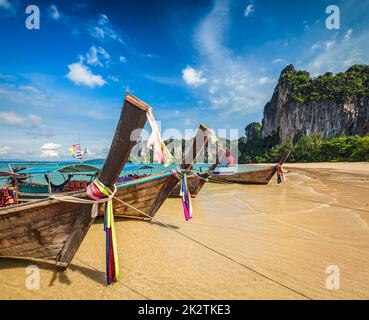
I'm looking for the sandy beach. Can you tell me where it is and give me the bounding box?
[1,162,369,300]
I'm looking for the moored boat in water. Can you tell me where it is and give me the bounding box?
[0,92,149,268]
[208,150,290,184]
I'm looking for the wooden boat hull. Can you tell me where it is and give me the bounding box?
[209,150,291,185]
[170,175,207,198]
[0,194,93,265]
[209,166,276,184]
[99,171,180,220]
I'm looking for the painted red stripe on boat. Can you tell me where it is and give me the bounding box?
[125,94,149,111]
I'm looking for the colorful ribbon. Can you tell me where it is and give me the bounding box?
[146,108,173,166]
[180,173,192,221]
[276,163,285,184]
[87,179,119,285]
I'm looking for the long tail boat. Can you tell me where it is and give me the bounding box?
[0,93,148,268]
[208,150,290,185]
[106,123,211,220]
[7,163,101,203]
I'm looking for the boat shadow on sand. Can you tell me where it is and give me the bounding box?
[0,257,106,287]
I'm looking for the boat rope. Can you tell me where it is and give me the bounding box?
[50,182,117,218]
[110,195,312,300]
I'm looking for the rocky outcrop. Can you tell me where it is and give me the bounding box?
[261,65,369,142]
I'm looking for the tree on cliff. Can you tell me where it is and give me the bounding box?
[245,122,261,141]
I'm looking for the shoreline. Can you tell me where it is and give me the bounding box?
[245,161,369,172]
[1,162,369,299]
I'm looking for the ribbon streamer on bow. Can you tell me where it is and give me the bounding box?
[180,173,192,221]
[87,179,119,284]
[276,163,285,184]
[146,108,173,166]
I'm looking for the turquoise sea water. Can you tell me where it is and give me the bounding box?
[0,160,194,187]
[0,160,268,187]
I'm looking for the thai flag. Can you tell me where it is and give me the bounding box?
[72,144,83,160]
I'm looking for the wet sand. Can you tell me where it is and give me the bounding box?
[1,162,369,299]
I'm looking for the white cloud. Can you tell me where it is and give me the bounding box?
[0,111,42,128]
[49,4,60,20]
[86,109,111,120]
[41,142,61,157]
[324,40,336,50]
[258,76,275,85]
[0,73,16,82]
[27,114,42,126]
[343,29,353,42]
[304,35,367,76]
[184,117,194,126]
[86,46,110,66]
[209,85,217,94]
[145,74,180,86]
[66,62,106,88]
[299,0,369,76]
[89,14,124,44]
[27,128,54,138]
[0,0,15,15]
[0,146,9,155]
[108,75,119,83]
[244,4,254,17]
[191,0,272,117]
[119,56,127,63]
[309,39,336,54]
[182,66,207,87]
[0,84,55,108]
[272,58,283,64]
[310,42,322,52]
[303,21,310,32]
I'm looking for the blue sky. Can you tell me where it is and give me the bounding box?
[0,0,368,159]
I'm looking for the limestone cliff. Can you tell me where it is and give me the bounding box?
[261,65,369,142]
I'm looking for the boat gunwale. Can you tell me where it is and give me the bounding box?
[116,170,180,189]
[0,190,86,215]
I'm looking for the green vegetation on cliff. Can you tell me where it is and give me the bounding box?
[281,64,369,104]
[238,131,369,163]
